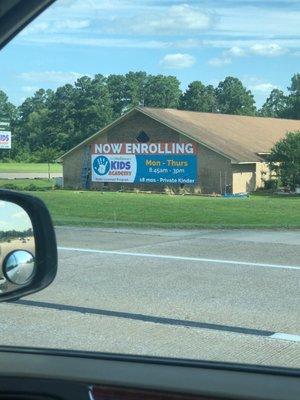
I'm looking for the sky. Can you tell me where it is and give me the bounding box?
[0,0,299,108]
[0,201,32,232]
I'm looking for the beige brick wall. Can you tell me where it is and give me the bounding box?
[232,163,257,193]
[63,133,107,189]
[63,111,233,194]
[231,162,272,193]
[256,162,271,188]
[63,148,83,189]
[198,145,232,194]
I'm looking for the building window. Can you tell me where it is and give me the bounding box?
[136,131,150,143]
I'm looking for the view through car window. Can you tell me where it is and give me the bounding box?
[0,0,299,368]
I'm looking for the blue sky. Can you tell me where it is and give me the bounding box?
[0,201,32,231]
[0,0,299,108]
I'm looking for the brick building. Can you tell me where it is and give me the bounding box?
[58,107,300,194]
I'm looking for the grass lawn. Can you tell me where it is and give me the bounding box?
[26,190,300,229]
[0,162,62,173]
[0,178,55,191]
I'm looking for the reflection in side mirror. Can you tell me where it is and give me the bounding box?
[0,191,57,301]
[0,201,35,293]
[3,250,35,285]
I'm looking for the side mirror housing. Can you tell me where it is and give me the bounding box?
[0,190,57,301]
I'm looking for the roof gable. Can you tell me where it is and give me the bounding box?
[59,107,300,163]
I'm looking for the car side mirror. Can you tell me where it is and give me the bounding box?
[0,190,57,301]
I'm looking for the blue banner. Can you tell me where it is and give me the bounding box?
[92,154,197,184]
[135,155,197,184]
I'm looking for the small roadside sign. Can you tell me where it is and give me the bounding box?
[0,119,10,131]
[0,131,11,149]
[0,119,11,149]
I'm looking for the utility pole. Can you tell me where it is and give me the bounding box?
[47,137,60,180]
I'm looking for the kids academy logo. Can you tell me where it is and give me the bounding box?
[93,155,133,177]
[93,156,110,176]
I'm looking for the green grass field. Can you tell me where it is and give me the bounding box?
[27,190,300,229]
[0,178,55,191]
[0,163,62,173]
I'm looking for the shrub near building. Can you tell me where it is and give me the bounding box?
[268,131,300,191]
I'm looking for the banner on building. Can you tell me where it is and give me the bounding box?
[91,142,197,184]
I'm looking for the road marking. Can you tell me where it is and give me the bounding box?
[16,300,300,342]
[270,333,300,342]
[16,299,273,337]
[57,246,300,271]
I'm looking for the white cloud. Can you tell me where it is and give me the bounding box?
[103,4,213,35]
[226,46,246,57]
[175,38,202,49]
[162,4,212,32]
[222,43,288,57]
[214,6,300,38]
[250,82,278,93]
[208,57,231,67]
[12,211,28,219]
[249,43,287,56]
[19,71,85,84]
[160,53,196,69]
[217,42,288,62]
[21,35,204,50]
[20,35,203,50]
[16,0,300,55]
[21,22,49,35]
[16,0,300,54]
[203,38,299,50]
[57,0,130,13]
[21,35,171,49]
[211,42,289,68]
[56,19,90,30]
[21,86,39,93]
[22,19,90,35]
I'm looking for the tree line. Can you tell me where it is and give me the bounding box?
[0,72,299,162]
[0,228,33,241]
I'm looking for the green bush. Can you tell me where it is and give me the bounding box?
[268,131,300,190]
[23,183,53,191]
[0,183,19,190]
[23,183,39,191]
[264,179,278,190]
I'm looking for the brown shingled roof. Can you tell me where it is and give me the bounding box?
[59,107,300,163]
[139,107,300,163]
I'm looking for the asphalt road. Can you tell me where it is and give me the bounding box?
[0,227,299,368]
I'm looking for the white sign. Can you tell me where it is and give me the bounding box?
[93,142,197,155]
[0,131,11,149]
[91,143,198,184]
[92,154,137,183]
